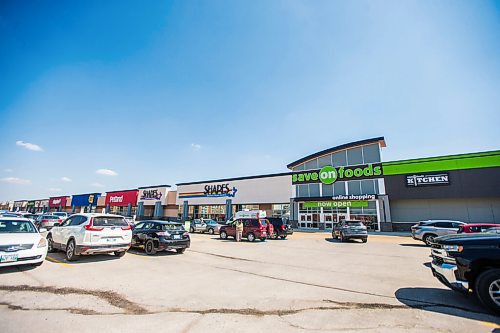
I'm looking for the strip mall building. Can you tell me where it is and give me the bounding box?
[177,137,500,231]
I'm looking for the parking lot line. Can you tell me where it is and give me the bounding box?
[480,321,500,329]
[45,256,73,268]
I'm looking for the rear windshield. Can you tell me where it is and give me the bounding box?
[259,219,268,226]
[93,217,128,227]
[0,220,37,233]
[53,212,66,216]
[159,224,184,231]
[346,221,363,226]
[43,215,59,219]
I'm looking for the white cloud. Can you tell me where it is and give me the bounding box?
[48,187,62,192]
[16,140,44,152]
[1,177,31,185]
[191,143,202,151]
[4,168,13,173]
[96,169,118,176]
[61,177,72,182]
[91,182,105,188]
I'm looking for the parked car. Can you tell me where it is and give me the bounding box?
[0,212,20,218]
[332,220,368,243]
[131,220,190,255]
[411,220,465,245]
[457,223,499,234]
[267,217,293,239]
[51,212,68,219]
[47,213,131,261]
[20,213,39,224]
[35,214,64,230]
[430,233,500,314]
[203,219,222,235]
[190,219,208,233]
[220,218,269,242]
[0,217,48,267]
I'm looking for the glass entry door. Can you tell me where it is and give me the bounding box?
[299,213,313,228]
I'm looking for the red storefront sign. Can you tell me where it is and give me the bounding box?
[49,196,68,208]
[105,190,138,207]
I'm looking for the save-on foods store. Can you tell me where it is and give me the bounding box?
[105,190,138,217]
[288,137,388,231]
[176,174,292,221]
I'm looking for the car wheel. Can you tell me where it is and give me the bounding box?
[208,228,214,235]
[332,232,337,239]
[247,233,256,242]
[114,251,126,257]
[339,232,345,242]
[47,234,55,253]
[362,238,368,243]
[190,227,195,233]
[260,237,266,241]
[176,248,186,254]
[220,230,228,239]
[423,234,437,246]
[475,269,500,315]
[280,236,287,239]
[144,240,157,255]
[66,239,79,261]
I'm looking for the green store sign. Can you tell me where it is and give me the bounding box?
[292,163,382,185]
[303,201,369,208]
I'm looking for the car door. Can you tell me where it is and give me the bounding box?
[137,222,154,244]
[434,222,454,236]
[52,216,73,246]
[61,216,82,246]
[132,222,145,246]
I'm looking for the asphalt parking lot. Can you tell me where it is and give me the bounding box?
[0,232,499,332]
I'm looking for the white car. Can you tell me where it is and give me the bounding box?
[51,212,68,219]
[47,213,132,261]
[0,217,48,267]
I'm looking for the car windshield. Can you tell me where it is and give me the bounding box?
[204,220,217,224]
[1,213,18,217]
[346,221,363,226]
[93,217,128,227]
[43,215,59,219]
[0,220,37,233]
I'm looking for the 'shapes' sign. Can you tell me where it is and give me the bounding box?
[292,163,382,185]
[105,190,138,206]
[179,183,237,199]
[406,173,450,187]
[140,189,163,201]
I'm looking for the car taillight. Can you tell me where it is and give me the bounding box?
[84,217,104,231]
[41,219,48,223]
[183,232,189,237]
[121,225,132,230]
[281,225,285,231]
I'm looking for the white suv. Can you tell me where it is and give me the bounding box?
[47,213,132,261]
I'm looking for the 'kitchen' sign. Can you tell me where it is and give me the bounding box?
[406,173,450,187]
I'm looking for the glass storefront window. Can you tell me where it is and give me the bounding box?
[360,179,376,194]
[322,184,333,196]
[347,180,361,195]
[304,159,318,170]
[309,184,320,197]
[362,144,381,163]
[272,204,290,217]
[334,181,346,195]
[297,184,309,197]
[332,151,347,167]
[318,155,331,167]
[347,147,363,165]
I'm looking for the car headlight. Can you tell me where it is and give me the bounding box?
[443,245,463,252]
[37,238,47,248]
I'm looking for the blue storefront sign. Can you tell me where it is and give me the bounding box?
[71,193,101,207]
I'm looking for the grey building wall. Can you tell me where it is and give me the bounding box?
[390,198,500,224]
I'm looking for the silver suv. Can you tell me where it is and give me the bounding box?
[411,220,465,245]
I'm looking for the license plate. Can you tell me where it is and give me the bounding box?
[173,235,181,240]
[0,254,19,263]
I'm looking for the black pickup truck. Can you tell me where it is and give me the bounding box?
[430,233,500,314]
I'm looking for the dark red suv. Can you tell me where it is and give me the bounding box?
[457,223,499,234]
[219,218,270,242]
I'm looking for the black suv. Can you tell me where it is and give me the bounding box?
[431,233,500,314]
[266,217,293,239]
[131,220,190,255]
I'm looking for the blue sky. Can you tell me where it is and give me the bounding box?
[0,0,499,201]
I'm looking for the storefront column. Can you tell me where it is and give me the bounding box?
[182,201,189,219]
[225,199,233,221]
[127,203,132,217]
[72,206,76,213]
[376,200,381,232]
[105,204,110,214]
[154,201,162,217]
[137,202,144,217]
